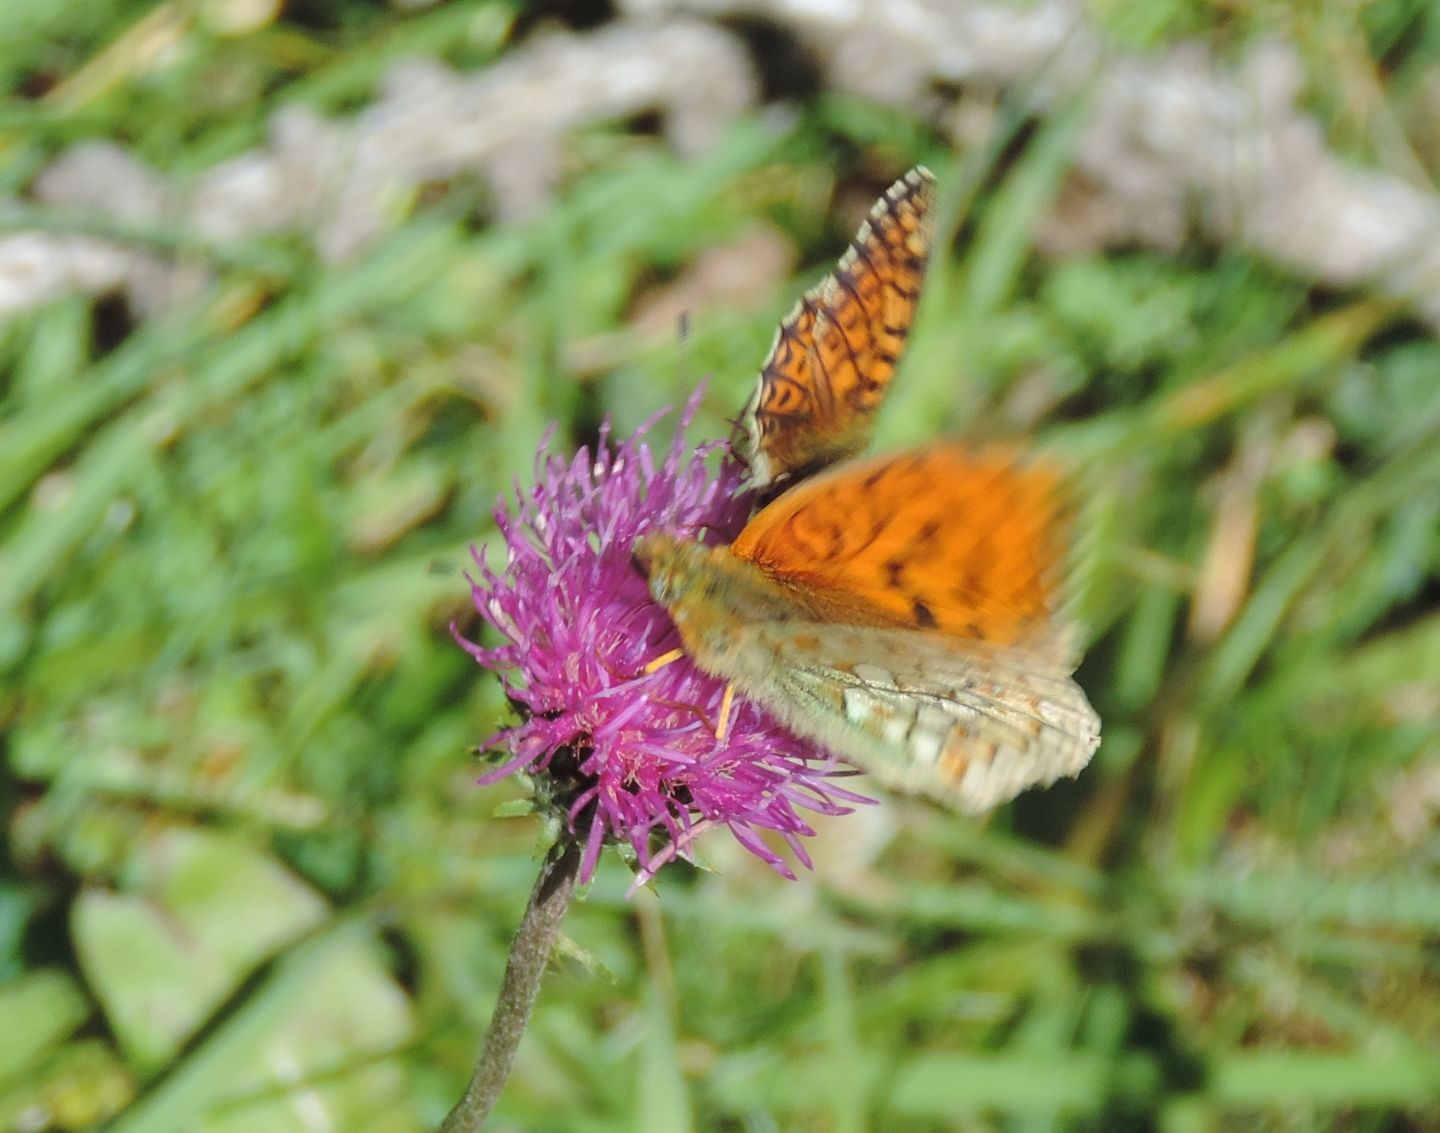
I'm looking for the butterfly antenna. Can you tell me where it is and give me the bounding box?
[674,309,692,388]
[724,408,750,457]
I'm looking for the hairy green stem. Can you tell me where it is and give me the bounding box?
[439,839,581,1133]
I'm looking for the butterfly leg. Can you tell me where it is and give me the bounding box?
[643,648,737,741]
[643,648,685,675]
[716,683,735,740]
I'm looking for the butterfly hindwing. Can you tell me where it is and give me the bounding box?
[740,622,1100,814]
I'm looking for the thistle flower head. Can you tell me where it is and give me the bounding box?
[456,391,867,884]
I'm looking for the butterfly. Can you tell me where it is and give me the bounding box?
[737,166,936,496]
[634,446,1100,813]
[635,169,1099,813]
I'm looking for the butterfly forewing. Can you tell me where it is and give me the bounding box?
[739,166,937,493]
[732,446,1072,654]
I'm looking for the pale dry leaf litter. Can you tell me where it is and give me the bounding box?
[1,19,754,317]
[7,0,1440,325]
[628,0,1440,318]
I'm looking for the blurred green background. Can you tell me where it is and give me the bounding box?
[3,1,1440,1130]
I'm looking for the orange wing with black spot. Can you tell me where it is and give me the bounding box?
[737,167,936,494]
[729,446,1073,656]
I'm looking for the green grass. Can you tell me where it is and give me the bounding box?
[2,2,1439,1131]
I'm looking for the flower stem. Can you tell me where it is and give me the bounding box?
[439,838,582,1133]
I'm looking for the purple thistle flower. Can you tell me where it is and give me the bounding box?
[456,390,869,885]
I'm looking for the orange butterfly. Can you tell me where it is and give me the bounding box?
[636,169,1099,813]
[737,166,936,495]
[636,447,1099,813]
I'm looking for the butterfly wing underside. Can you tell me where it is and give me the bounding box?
[739,166,936,493]
[738,622,1100,813]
